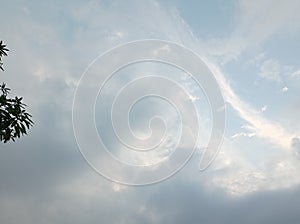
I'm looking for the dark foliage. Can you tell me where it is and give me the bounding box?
[0,40,9,71]
[0,41,33,143]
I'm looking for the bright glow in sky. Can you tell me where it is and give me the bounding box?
[1,0,300,223]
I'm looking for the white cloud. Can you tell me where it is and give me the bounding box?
[205,61,299,149]
[211,149,300,196]
[256,58,299,83]
[261,105,268,112]
[248,53,300,83]
[281,86,289,92]
[291,70,300,78]
[259,59,281,82]
[206,0,300,61]
[248,52,266,66]
[231,132,256,139]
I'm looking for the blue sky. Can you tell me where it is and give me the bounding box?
[1,0,300,223]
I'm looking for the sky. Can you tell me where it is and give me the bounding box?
[1,0,300,223]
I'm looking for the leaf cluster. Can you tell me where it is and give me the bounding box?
[0,40,9,71]
[0,83,33,142]
[0,40,33,143]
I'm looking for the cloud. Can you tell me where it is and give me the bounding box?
[291,70,300,78]
[205,61,299,149]
[281,86,289,92]
[1,0,300,223]
[141,176,300,224]
[231,132,256,139]
[259,59,281,82]
[206,0,300,61]
[261,105,268,112]
[292,137,300,155]
[255,57,298,83]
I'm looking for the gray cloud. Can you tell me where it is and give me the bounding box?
[292,137,300,155]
